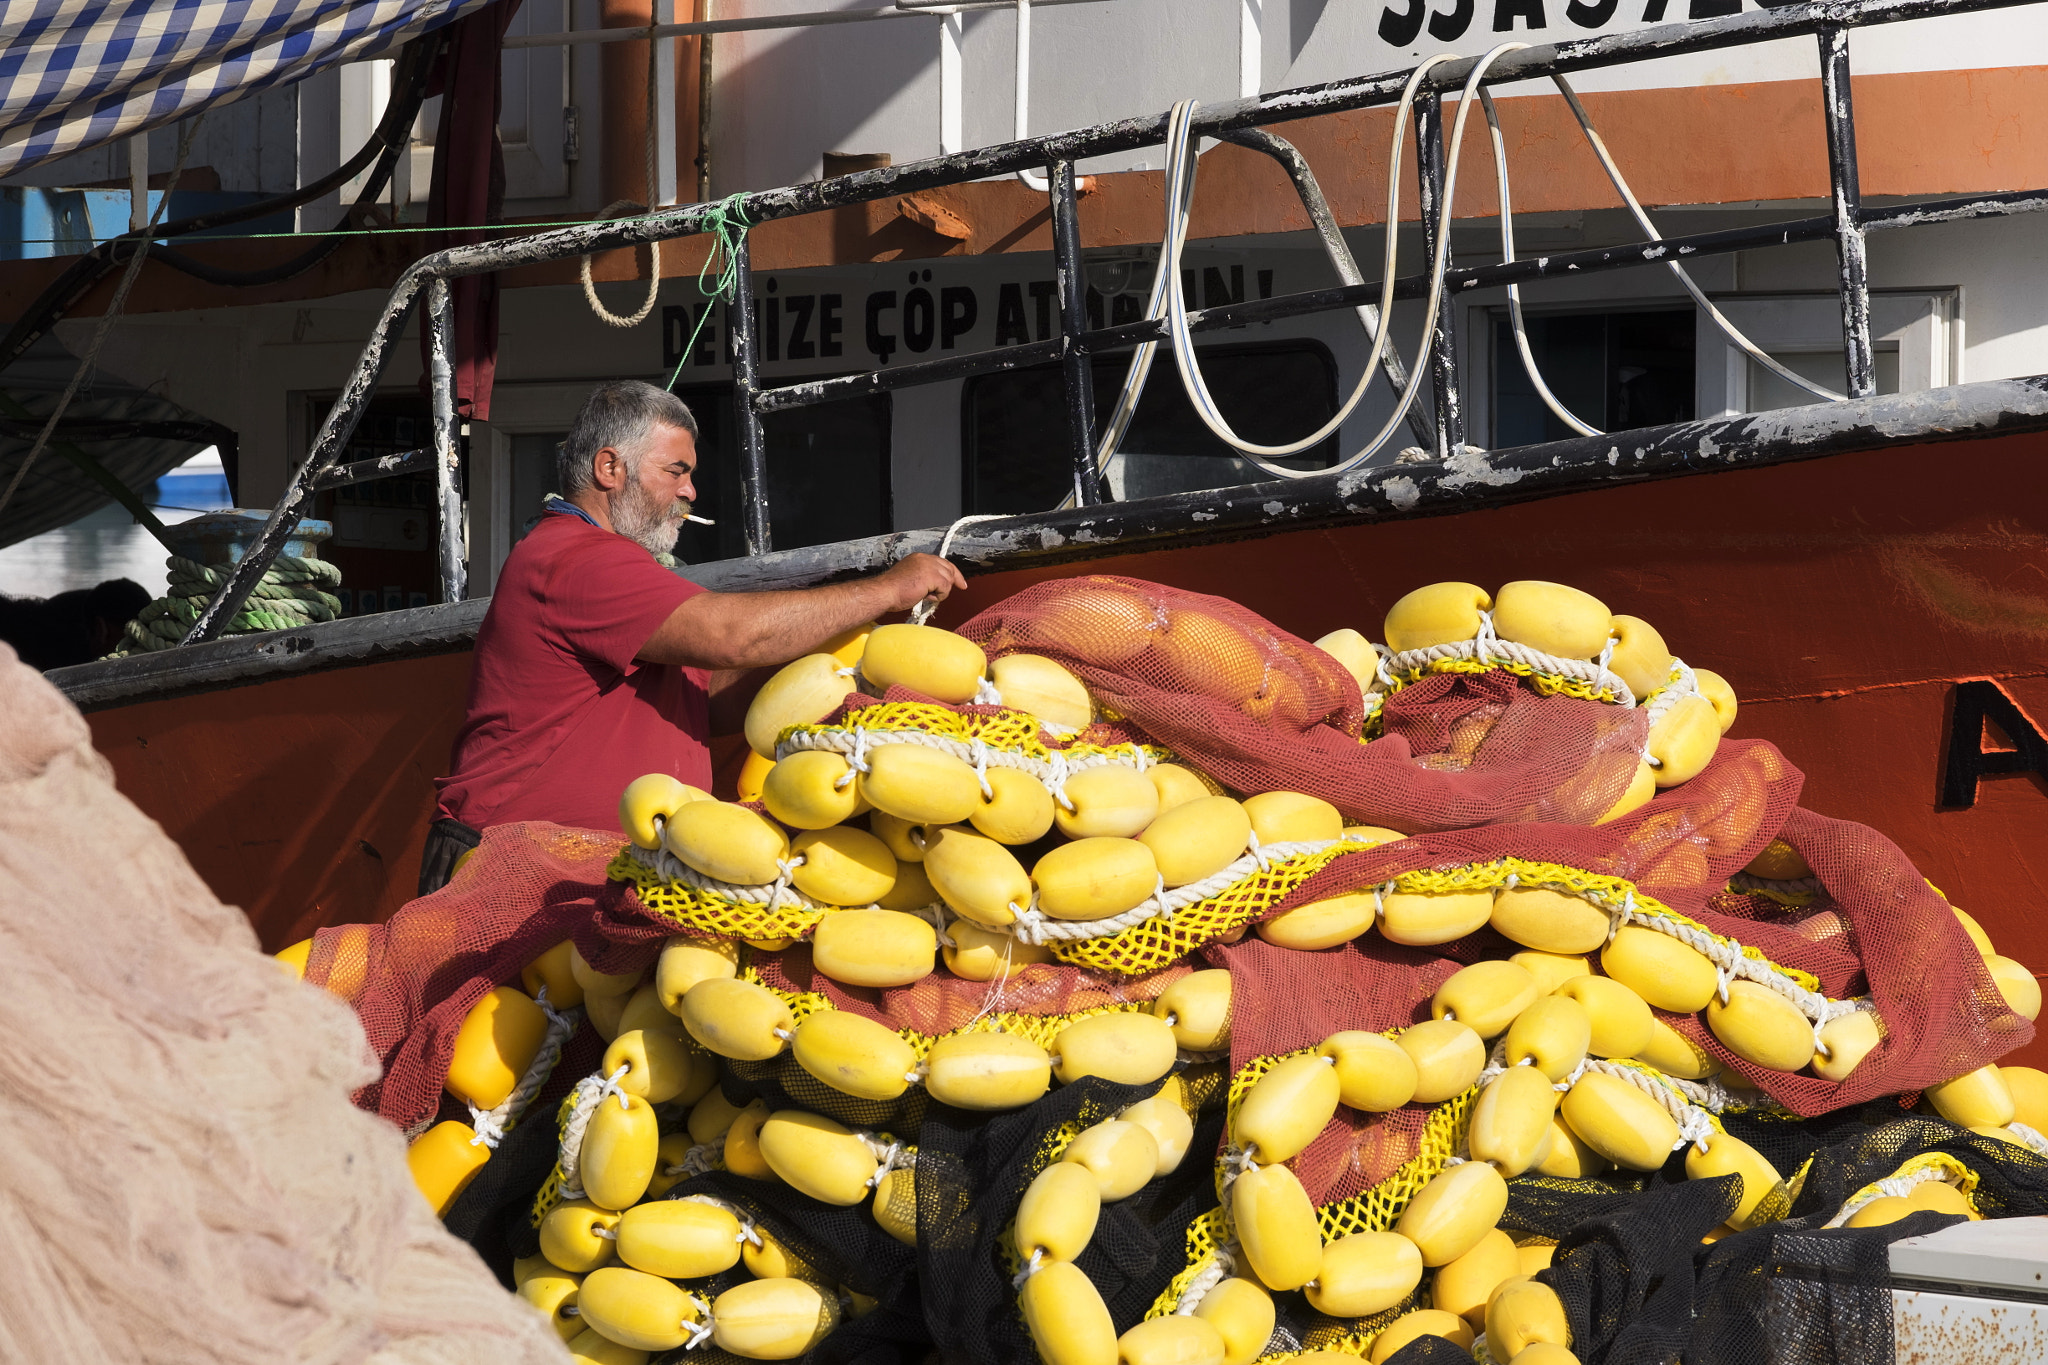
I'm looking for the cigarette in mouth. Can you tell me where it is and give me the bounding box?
[685,513,716,525]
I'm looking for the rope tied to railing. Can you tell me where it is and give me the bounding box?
[662,195,754,389]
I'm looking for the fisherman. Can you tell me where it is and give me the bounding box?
[423,379,965,893]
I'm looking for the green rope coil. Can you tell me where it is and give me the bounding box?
[106,553,347,657]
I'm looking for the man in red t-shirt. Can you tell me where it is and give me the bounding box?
[424,380,965,891]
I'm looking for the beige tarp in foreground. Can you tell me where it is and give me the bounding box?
[0,645,566,1364]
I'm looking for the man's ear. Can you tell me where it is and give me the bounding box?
[591,446,626,492]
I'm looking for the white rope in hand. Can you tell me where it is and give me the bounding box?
[906,514,1008,626]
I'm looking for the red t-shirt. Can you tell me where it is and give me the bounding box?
[437,510,710,832]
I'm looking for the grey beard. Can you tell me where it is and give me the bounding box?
[613,484,687,555]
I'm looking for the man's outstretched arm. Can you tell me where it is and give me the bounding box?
[638,552,968,671]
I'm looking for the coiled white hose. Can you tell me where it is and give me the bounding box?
[1088,48,1846,470]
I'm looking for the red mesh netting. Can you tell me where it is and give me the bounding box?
[306,822,665,1133]
[325,574,2027,1179]
[757,948,1188,1032]
[957,575,1648,831]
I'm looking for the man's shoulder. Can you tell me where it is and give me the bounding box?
[501,513,648,581]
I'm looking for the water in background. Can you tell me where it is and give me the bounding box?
[0,448,232,599]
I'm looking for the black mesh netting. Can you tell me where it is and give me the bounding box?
[1491,1114,2048,1365]
[913,1073,1225,1363]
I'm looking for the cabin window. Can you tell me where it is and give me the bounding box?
[306,392,444,614]
[1488,307,1696,447]
[962,341,1341,514]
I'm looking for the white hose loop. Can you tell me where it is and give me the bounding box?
[1161,44,1525,474]
[1245,828,1271,872]
[1547,74,1840,404]
[1012,0,1049,193]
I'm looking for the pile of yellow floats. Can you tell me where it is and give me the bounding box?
[374,578,2048,1365]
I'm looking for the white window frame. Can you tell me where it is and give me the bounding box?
[1698,289,1959,417]
[499,0,574,204]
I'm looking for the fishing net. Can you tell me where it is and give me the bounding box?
[315,574,2038,1365]
[0,646,563,1364]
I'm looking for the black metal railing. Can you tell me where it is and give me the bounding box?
[177,0,2048,645]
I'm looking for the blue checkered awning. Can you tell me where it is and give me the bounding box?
[0,0,497,179]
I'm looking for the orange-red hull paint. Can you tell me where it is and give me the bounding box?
[87,652,474,952]
[86,435,2048,1056]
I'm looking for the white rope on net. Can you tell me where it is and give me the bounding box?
[616,841,819,912]
[1573,1059,1723,1153]
[1516,870,1863,1055]
[1379,611,1638,708]
[553,1066,628,1202]
[468,988,581,1149]
[1172,1241,1241,1315]
[777,724,1162,791]
[1823,1165,1968,1229]
[1003,838,1341,945]
[663,1134,727,1181]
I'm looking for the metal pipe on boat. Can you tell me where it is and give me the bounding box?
[729,236,774,554]
[427,277,468,604]
[1049,157,1105,506]
[1409,90,1460,459]
[1817,25,1877,400]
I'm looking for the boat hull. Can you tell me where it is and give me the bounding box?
[82,432,2048,1058]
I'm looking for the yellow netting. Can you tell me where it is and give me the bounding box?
[614,852,1832,1022]
[1148,1050,1476,1327]
[1151,1046,1717,1346]
[781,700,1175,770]
[1048,840,1381,977]
[1413,858,1826,996]
[745,969,1154,1061]
[608,849,828,941]
[1385,656,1627,707]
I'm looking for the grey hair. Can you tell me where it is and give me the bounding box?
[557,380,700,495]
